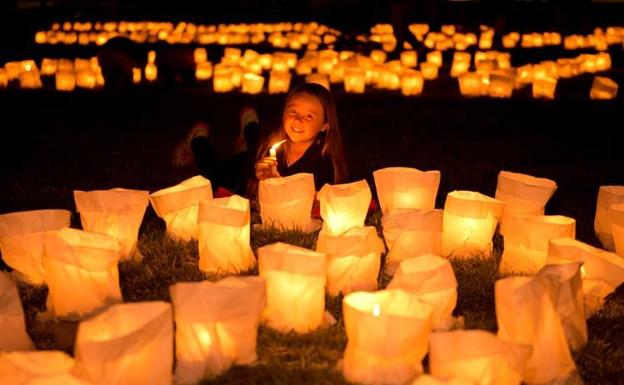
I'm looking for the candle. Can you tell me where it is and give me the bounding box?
[269,139,286,159]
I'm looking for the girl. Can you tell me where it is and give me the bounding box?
[176,82,347,197]
[253,82,348,194]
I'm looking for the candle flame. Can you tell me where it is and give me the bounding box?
[372,303,381,317]
[580,265,587,278]
[271,139,287,152]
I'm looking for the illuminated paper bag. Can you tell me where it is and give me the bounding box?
[258,173,315,231]
[411,374,475,385]
[317,179,372,236]
[547,237,624,317]
[495,277,582,385]
[0,351,94,385]
[613,204,624,257]
[535,262,587,352]
[74,301,173,385]
[495,171,557,226]
[150,176,213,241]
[43,229,122,319]
[442,191,504,258]
[169,276,266,384]
[373,167,441,215]
[342,289,433,385]
[316,226,384,296]
[197,195,254,274]
[0,272,33,351]
[382,209,442,277]
[594,185,624,250]
[0,209,71,284]
[74,188,149,261]
[429,330,531,385]
[499,215,576,275]
[258,242,327,333]
[387,255,457,330]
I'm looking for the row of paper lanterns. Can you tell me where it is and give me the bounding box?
[1,170,623,318]
[34,21,339,50]
[1,236,620,384]
[0,258,592,385]
[0,58,104,90]
[368,23,624,52]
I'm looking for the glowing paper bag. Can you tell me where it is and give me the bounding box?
[429,330,531,385]
[0,271,33,351]
[373,167,441,215]
[387,255,457,330]
[499,214,576,275]
[382,209,442,277]
[342,289,433,385]
[547,237,624,317]
[612,203,624,257]
[197,195,254,274]
[74,188,149,261]
[0,209,71,284]
[150,175,213,241]
[74,301,173,385]
[258,242,327,333]
[495,277,582,385]
[495,171,557,225]
[170,276,266,384]
[317,179,372,236]
[43,228,122,319]
[535,262,587,352]
[441,191,503,258]
[258,173,316,231]
[594,186,624,250]
[317,226,384,296]
[0,351,93,385]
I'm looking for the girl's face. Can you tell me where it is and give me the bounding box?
[283,93,328,146]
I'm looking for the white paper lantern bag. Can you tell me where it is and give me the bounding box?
[170,276,266,384]
[0,209,71,284]
[373,167,441,215]
[342,289,433,385]
[150,175,213,241]
[197,195,255,274]
[73,301,173,385]
[546,237,624,317]
[495,277,582,385]
[0,351,93,385]
[0,271,33,351]
[495,171,557,225]
[441,191,503,258]
[610,203,624,257]
[258,173,316,231]
[429,330,531,385]
[387,255,457,331]
[317,179,372,236]
[535,262,587,352]
[258,242,327,333]
[499,214,576,275]
[382,209,443,277]
[594,185,624,251]
[74,188,149,261]
[316,226,384,296]
[43,228,122,319]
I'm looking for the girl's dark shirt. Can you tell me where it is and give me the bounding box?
[275,140,334,190]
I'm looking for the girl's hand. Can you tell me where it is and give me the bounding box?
[255,157,280,180]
